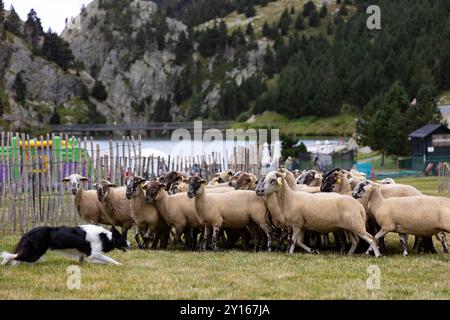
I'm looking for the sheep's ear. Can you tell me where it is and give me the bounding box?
[159,183,167,190]
[227,171,233,176]
[80,176,89,182]
[62,177,70,183]
[200,179,207,185]
[135,176,146,184]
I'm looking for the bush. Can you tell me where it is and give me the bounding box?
[91,81,108,101]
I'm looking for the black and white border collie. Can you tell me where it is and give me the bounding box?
[1,225,130,266]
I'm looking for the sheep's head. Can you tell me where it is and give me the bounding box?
[378,178,395,185]
[297,170,322,186]
[229,171,244,187]
[235,173,257,190]
[214,169,234,184]
[320,171,344,192]
[169,181,188,194]
[95,180,116,202]
[125,176,146,199]
[187,176,206,198]
[352,180,377,199]
[62,174,88,195]
[142,181,166,204]
[293,169,304,179]
[255,171,284,196]
[160,171,184,191]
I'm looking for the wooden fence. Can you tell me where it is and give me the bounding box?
[438,162,450,193]
[0,132,261,235]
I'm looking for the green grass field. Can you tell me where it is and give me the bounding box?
[0,177,449,300]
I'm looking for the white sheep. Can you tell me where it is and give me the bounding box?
[125,176,170,249]
[187,176,274,252]
[353,181,450,256]
[62,174,110,225]
[256,171,380,256]
[95,180,134,238]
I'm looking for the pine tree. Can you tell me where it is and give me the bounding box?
[24,9,44,50]
[262,21,271,38]
[277,8,291,36]
[326,20,333,35]
[245,22,254,36]
[244,3,256,18]
[42,30,75,70]
[4,6,22,37]
[13,72,27,103]
[319,4,328,18]
[303,1,316,17]
[295,13,305,31]
[263,48,276,78]
[91,81,108,101]
[339,4,349,16]
[308,9,320,28]
[0,0,5,25]
[290,6,295,15]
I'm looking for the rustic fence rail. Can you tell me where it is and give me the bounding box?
[0,132,261,235]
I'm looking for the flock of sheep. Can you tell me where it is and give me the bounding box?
[63,166,450,257]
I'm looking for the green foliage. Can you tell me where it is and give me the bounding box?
[245,22,254,36]
[42,31,75,70]
[320,4,328,18]
[91,81,108,101]
[24,9,43,50]
[295,13,305,31]
[357,82,442,158]
[277,8,292,36]
[13,72,27,103]
[308,9,320,28]
[4,5,22,37]
[303,1,317,17]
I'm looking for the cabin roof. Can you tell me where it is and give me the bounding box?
[409,124,449,138]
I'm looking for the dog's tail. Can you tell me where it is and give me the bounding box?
[1,252,18,265]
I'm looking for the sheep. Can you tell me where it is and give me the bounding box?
[228,171,244,187]
[125,176,170,249]
[187,176,274,252]
[279,168,321,193]
[62,174,110,225]
[95,180,134,238]
[255,171,380,256]
[159,171,187,193]
[353,181,450,256]
[378,178,396,185]
[143,180,203,249]
[234,172,258,190]
[296,170,323,187]
[208,169,235,185]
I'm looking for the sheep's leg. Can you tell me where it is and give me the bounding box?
[399,233,409,256]
[211,226,221,251]
[436,232,449,253]
[413,236,421,252]
[422,236,438,253]
[359,231,381,258]
[296,230,318,254]
[286,227,293,253]
[202,226,211,251]
[172,226,184,248]
[260,224,273,252]
[346,232,359,255]
[333,231,346,254]
[134,225,144,249]
[289,227,301,254]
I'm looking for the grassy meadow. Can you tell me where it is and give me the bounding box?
[0,177,449,300]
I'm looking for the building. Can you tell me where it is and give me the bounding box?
[409,124,450,171]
